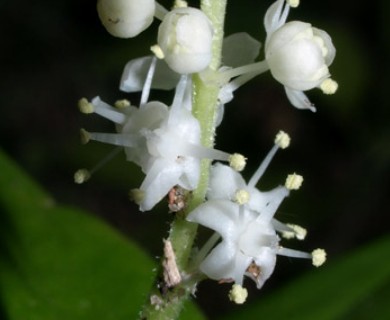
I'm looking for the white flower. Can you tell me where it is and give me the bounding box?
[187,200,278,288]
[208,131,291,211]
[97,0,156,38]
[157,7,214,74]
[79,59,244,211]
[214,0,337,112]
[187,132,325,288]
[264,0,337,111]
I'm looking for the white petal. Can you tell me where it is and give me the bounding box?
[120,101,168,133]
[284,87,316,112]
[239,219,278,257]
[215,103,225,127]
[313,28,336,66]
[187,200,240,239]
[252,247,277,289]
[120,56,180,92]
[139,159,182,211]
[207,163,246,201]
[264,0,289,36]
[256,186,290,223]
[177,156,201,190]
[232,251,254,285]
[222,33,261,67]
[199,241,237,281]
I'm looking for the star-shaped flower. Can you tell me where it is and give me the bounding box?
[187,132,326,288]
[78,59,245,211]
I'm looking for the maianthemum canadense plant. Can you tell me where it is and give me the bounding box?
[75,0,337,318]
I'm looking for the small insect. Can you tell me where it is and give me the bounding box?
[167,186,187,212]
[246,261,261,280]
[218,278,234,284]
[162,239,181,288]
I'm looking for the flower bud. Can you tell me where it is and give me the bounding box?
[157,7,213,74]
[97,0,155,38]
[266,21,336,91]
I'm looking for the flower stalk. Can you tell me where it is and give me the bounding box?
[139,1,227,319]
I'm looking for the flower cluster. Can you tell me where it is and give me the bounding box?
[77,0,334,304]
[77,60,245,211]
[187,132,326,301]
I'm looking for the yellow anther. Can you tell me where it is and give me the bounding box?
[286,224,307,240]
[320,78,338,95]
[129,188,145,205]
[312,248,327,267]
[281,230,295,239]
[235,189,250,205]
[274,130,290,149]
[287,0,300,8]
[151,44,165,59]
[229,153,247,172]
[80,128,91,145]
[115,99,130,109]
[285,173,303,190]
[228,284,248,304]
[173,0,188,8]
[78,98,94,114]
[74,169,91,184]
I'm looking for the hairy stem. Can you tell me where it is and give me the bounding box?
[139,1,227,319]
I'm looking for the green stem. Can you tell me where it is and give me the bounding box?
[139,1,227,319]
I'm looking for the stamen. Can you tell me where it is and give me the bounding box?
[248,130,289,188]
[312,248,327,267]
[178,141,245,169]
[234,189,250,205]
[320,78,338,95]
[285,173,303,190]
[277,247,311,259]
[281,230,295,239]
[129,188,145,205]
[151,44,165,59]
[75,147,122,183]
[229,153,247,172]
[247,144,278,188]
[273,219,295,237]
[287,0,300,8]
[78,98,94,114]
[114,99,130,109]
[140,56,157,107]
[90,97,126,124]
[74,169,91,184]
[87,132,138,148]
[80,128,91,144]
[168,75,188,125]
[228,284,248,304]
[218,60,269,84]
[154,2,169,21]
[286,223,307,240]
[274,130,290,149]
[174,0,188,8]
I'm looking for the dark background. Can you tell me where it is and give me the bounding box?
[1,0,389,317]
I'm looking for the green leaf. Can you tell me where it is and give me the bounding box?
[0,149,156,319]
[0,149,206,320]
[221,235,390,320]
